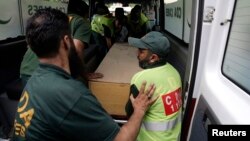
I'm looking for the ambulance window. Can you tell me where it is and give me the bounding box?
[222,0,250,94]
[163,0,191,44]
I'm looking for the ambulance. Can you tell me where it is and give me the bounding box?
[0,0,249,140]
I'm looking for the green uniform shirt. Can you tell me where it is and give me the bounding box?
[13,64,120,141]
[68,13,91,45]
[20,14,91,80]
[20,47,39,79]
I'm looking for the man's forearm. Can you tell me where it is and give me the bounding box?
[114,110,144,141]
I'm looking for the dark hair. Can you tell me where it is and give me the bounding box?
[25,8,70,58]
[96,4,110,15]
[130,5,141,22]
[133,5,142,12]
[68,0,89,17]
[115,8,124,19]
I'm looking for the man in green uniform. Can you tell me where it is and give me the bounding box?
[19,47,38,84]
[20,0,102,85]
[126,31,182,141]
[12,8,156,141]
[67,0,91,61]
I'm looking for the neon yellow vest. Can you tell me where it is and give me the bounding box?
[91,14,115,37]
[127,13,148,32]
[131,63,182,141]
[127,13,148,26]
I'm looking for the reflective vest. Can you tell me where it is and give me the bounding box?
[127,13,148,26]
[127,13,148,33]
[131,63,182,141]
[91,14,115,37]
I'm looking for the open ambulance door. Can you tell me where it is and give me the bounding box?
[182,0,250,140]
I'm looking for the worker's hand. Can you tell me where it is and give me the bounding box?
[130,81,156,115]
[87,72,104,80]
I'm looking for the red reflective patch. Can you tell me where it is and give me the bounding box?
[161,88,182,115]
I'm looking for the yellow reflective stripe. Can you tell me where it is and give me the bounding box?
[141,114,182,131]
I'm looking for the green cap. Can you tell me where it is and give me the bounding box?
[128,31,170,57]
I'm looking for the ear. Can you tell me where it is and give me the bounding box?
[62,35,71,50]
[150,54,159,63]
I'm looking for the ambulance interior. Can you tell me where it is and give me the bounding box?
[0,0,189,139]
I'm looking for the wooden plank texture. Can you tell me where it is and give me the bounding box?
[92,43,142,83]
[89,43,142,116]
